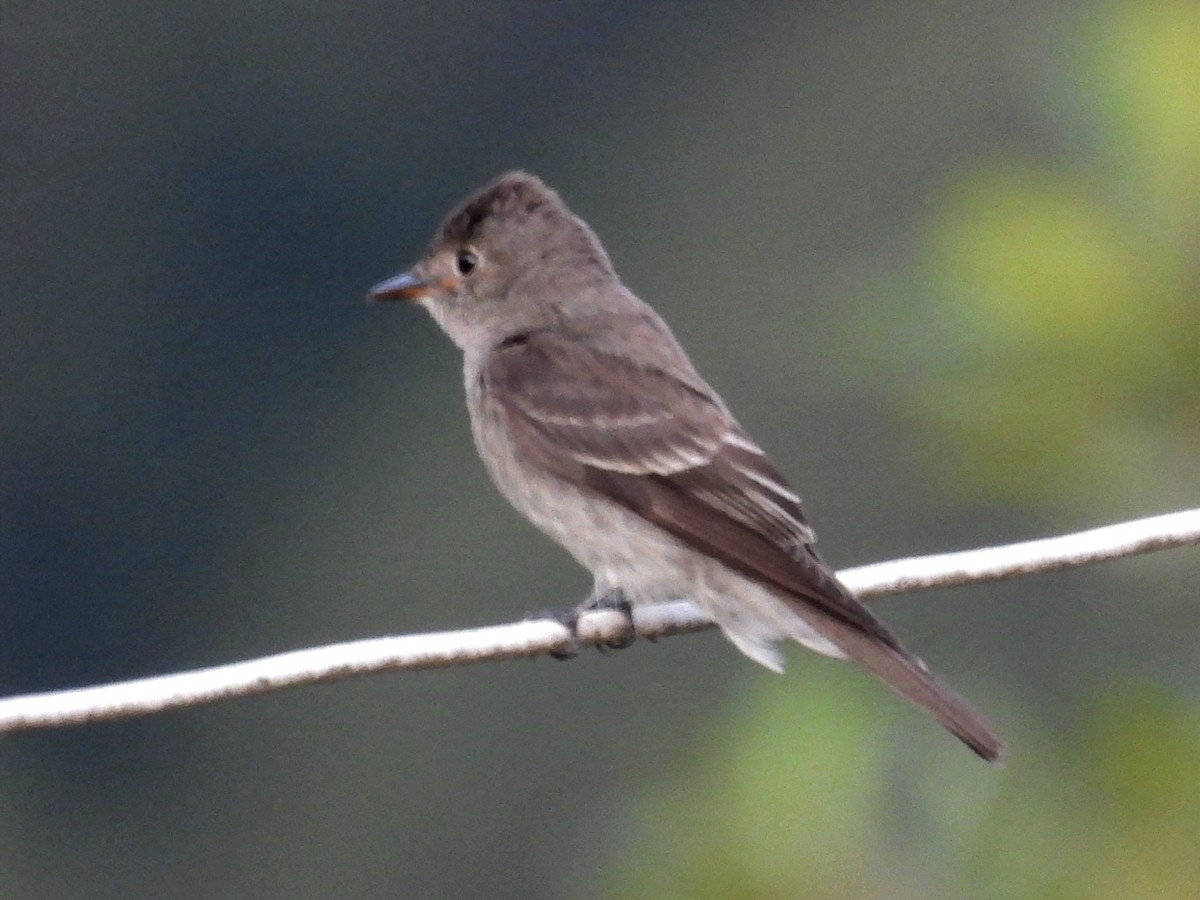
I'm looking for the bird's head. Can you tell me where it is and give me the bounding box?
[369,171,616,352]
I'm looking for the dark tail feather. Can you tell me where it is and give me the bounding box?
[813,614,1005,763]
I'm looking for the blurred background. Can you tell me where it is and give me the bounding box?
[2,1,1198,897]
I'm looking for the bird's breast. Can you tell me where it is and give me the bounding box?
[464,365,692,600]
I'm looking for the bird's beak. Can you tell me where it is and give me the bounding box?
[368,270,432,303]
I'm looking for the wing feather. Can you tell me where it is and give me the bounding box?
[481,329,1005,762]
[482,329,890,642]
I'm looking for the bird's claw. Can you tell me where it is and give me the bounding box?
[526,606,583,659]
[527,588,636,658]
[582,588,637,652]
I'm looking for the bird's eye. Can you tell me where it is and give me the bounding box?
[455,249,479,276]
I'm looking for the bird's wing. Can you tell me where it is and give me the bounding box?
[483,328,1005,762]
[481,328,893,644]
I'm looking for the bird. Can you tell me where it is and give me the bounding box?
[369,171,1003,762]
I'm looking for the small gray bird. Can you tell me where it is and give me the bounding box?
[370,171,1003,762]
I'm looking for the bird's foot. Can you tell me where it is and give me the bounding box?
[580,588,637,652]
[529,588,636,659]
[527,606,583,660]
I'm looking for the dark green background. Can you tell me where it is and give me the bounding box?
[4,2,1198,897]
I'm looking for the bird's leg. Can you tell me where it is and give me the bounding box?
[532,586,636,660]
[534,606,582,660]
[579,587,636,652]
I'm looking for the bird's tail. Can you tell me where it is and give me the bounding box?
[813,614,1005,763]
[787,607,1003,763]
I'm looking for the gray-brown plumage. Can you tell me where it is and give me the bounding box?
[370,171,1004,762]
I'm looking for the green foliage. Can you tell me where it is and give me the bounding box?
[603,669,889,900]
[600,672,1200,899]
[909,0,1200,507]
